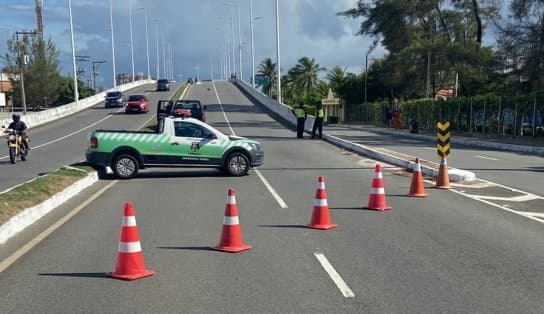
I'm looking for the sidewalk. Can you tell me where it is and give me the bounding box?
[334,122,544,156]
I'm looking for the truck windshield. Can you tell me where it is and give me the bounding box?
[174,101,201,110]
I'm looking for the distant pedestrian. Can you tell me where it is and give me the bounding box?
[291,102,307,138]
[311,101,325,139]
[393,110,401,130]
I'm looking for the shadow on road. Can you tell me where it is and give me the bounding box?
[38,272,109,278]
[157,246,217,251]
[258,224,309,229]
[98,169,227,180]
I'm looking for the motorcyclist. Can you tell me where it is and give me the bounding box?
[5,114,30,151]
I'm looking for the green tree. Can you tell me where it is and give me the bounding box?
[288,57,326,95]
[338,0,501,98]
[496,0,544,92]
[326,66,347,93]
[4,34,63,110]
[257,58,277,97]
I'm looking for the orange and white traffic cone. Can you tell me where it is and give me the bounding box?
[366,164,392,211]
[307,176,337,230]
[212,189,252,253]
[408,158,428,197]
[435,157,451,189]
[108,202,155,281]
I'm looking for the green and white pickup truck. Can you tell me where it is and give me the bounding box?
[85,117,264,179]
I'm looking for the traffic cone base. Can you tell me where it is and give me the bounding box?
[307,176,337,230]
[108,267,155,281]
[408,158,428,197]
[366,164,392,210]
[212,244,252,253]
[109,202,154,281]
[212,189,252,253]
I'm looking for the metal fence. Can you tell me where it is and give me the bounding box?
[345,95,544,137]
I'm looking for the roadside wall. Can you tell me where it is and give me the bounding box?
[0,79,154,129]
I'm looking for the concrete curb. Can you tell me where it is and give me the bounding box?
[0,171,98,244]
[234,79,476,182]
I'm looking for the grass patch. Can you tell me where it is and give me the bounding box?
[0,163,91,225]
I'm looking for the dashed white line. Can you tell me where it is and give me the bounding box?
[313,252,355,298]
[211,80,287,208]
[475,155,499,161]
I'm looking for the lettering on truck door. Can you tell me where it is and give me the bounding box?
[170,121,223,164]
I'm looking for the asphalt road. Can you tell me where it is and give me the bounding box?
[0,83,182,192]
[1,80,544,313]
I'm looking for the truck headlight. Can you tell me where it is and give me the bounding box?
[249,143,261,150]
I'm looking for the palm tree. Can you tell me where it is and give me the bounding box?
[290,57,326,95]
[257,58,277,97]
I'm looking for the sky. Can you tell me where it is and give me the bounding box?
[0,0,502,90]
[0,0,388,89]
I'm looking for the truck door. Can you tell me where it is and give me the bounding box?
[169,121,224,165]
[157,100,173,121]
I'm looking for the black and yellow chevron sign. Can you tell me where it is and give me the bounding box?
[437,121,451,158]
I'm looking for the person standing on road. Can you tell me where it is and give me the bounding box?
[311,101,325,139]
[291,102,307,139]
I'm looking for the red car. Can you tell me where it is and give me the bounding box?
[125,94,149,114]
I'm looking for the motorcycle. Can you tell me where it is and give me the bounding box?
[2,126,28,164]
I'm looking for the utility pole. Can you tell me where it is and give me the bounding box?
[15,31,37,114]
[92,60,107,93]
[275,0,281,103]
[426,51,431,98]
[364,52,368,104]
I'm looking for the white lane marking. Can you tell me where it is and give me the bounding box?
[254,169,288,208]
[467,194,540,202]
[449,189,544,224]
[422,147,435,150]
[313,252,355,298]
[212,80,288,209]
[517,211,544,218]
[0,180,119,273]
[211,80,236,135]
[477,178,544,200]
[0,108,124,160]
[475,155,499,161]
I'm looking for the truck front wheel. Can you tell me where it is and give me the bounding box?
[112,154,139,179]
[225,152,250,176]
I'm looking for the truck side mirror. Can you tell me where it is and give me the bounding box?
[204,105,208,110]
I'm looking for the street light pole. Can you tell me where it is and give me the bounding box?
[68,0,79,103]
[275,0,281,103]
[249,0,255,87]
[237,0,242,81]
[128,0,135,82]
[154,21,159,78]
[92,60,107,93]
[144,9,150,80]
[108,0,116,87]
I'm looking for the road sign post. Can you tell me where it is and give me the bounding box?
[437,121,451,159]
